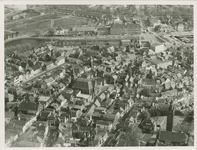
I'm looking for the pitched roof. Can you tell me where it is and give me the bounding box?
[96,120,111,126]
[97,27,110,30]
[161,89,178,97]
[72,78,93,90]
[74,26,96,32]
[44,77,54,83]
[31,64,40,71]
[60,90,72,101]
[56,56,65,61]
[111,23,141,28]
[56,26,63,31]
[18,100,39,111]
[102,113,116,122]
[39,96,51,102]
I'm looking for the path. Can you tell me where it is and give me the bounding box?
[50,19,54,28]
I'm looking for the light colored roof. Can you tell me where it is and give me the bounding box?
[39,96,51,102]
[56,56,65,61]
[148,58,172,65]
[44,77,54,83]
[77,93,91,99]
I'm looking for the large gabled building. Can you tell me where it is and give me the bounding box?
[72,78,93,95]
[110,23,141,35]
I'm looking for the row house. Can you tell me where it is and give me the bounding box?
[96,120,113,131]
[161,89,178,98]
[38,96,52,108]
[45,61,54,69]
[30,64,41,77]
[55,56,65,66]
[44,77,55,87]
[95,128,109,147]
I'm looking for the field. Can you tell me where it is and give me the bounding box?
[5,14,88,35]
[5,13,60,30]
[53,16,87,29]
[11,20,51,35]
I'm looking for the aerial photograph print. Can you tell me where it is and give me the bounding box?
[4,4,194,147]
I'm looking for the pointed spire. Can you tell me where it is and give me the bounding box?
[168,100,174,111]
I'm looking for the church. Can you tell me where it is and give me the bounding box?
[157,100,189,146]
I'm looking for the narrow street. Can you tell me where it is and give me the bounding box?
[22,62,67,84]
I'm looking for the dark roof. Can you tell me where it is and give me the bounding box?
[159,131,188,143]
[141,119,154,127]
[74,26,96,32]
[18,100,39,111]
[72,78,93,90]
[56,26,63,31]
[32,64,40,71]
[60,90,72,101]
[97,27,110,30]
[14,120,27,126]
[102,113,115,122]
[111,23,141,28]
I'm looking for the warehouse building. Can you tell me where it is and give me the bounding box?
[150,43,166,53]
[110,23,141,35]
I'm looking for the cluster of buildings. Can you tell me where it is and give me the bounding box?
[6,8,42,21]
[4,5,193,147]
[5,31,193,146]
[4,31,21,41]
[52,22,141,37]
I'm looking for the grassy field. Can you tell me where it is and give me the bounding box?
[53,16,87,29]
[11,20,51,35]
[5,14,88,35]
[5,13,61,30]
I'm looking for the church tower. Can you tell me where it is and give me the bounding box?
[166,100,174,131]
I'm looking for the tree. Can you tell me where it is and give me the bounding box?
[144,5,150,16]
[42,64,47,71]
[25,43,32,50]
[124,123,142,146]
[5,47,12,55]
[140,88,150,97]
[34,29,41,37]
[145,18,151,27]
[184,110,194,122]
[146,69,153,79]
[174,121,194,135]
[48,28,55,36]
[21,43,27,50]
[154,25,161,32]
[15,44,23,53]
[138,110,150,121]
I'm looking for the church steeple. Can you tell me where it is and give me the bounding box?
[166,100,174,131]
[168,100,174,111]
